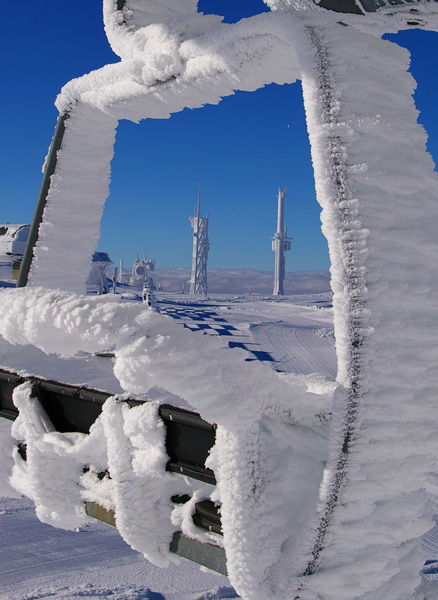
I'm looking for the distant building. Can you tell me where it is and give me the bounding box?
[131,251,155,286]
[0,224,30,280]
[117,250,156,287]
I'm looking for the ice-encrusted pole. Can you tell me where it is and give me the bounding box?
[16,112,69,288]
[297,22,366,576]
[25,103,118,294]
[189,185,209,295]
[288,12,438,597]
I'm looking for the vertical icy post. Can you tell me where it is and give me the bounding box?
[25,102,117,294]
[272,188,291,295]
[16,112,70,288]
[287,13,438,598]
[295,22,367,577]
[131,253,140,284]
[189,185,209,295]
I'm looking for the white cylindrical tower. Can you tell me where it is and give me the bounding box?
[272,188,291,296]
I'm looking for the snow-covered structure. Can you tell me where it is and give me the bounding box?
[189,187,209,295]
[0,224,30,260]
[116,252,156,286]
[86,251,113,295]
[1,1,438,599]
[271,188,291,295]
[131,251,155,286]
[0,224,30,279]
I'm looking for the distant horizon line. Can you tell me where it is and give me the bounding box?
[111,265,330,274]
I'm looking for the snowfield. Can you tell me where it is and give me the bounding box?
[0,494,234,600]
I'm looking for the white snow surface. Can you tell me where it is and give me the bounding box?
[0,484,234,600]
[0,287,333,427]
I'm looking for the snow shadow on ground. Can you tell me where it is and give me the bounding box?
[160,304,276,364]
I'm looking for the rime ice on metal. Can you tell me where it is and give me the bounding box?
[272,188,291,296]
[189,186,209,295]
[4,1,438,598]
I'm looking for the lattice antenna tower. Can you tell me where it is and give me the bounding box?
[189,185,210,295]
[272,188,292,296]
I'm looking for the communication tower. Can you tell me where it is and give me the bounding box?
[272,188,292,296]
[190,185,209,295]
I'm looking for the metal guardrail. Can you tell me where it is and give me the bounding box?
[16,112,70,288]
[84,498,226,575]
[0,369,216,484]
[0,368,225,572]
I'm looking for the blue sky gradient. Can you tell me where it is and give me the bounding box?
[1,2,437,272]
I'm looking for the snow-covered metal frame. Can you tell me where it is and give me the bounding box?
[7,1,438,598]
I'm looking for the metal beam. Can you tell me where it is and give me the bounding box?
[169,532,227,575]
[84,501,227,575]
[16,112,69,288]
[0,369,216,483]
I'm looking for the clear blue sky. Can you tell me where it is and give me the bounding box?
[1,1,437,271]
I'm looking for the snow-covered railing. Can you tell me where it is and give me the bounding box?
[0,368,216,484]
[0,367,228,573]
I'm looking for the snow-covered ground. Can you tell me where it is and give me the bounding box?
[0,493,234,600]
[0,290,335,600]
[0,289,334,392]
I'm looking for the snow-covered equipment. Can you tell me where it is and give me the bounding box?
[0,224,30,260]
[0,367,226,574]
[142,278,160,311]
[86,251,113,295]
[0,224,30,280]
[189,185,209,295]
[2,0,438,598]
[271,188,291,295]
[131,250,155,286]
[116,252,156,286]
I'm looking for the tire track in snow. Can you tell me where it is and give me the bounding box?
[249,322,336,377]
